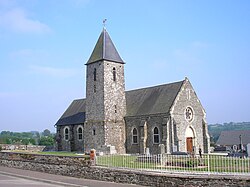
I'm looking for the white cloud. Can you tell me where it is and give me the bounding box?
[0,8,51,33]
[29,65,78,78]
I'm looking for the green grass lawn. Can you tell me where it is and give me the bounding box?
[96,155,158,169]
[35,151,86,157]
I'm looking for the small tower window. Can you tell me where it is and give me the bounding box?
[153,127,160,144]
[114,105,117,113]
[112,67,116,81]
[132,128,138,144]
[94,84,96,93]
[77,126,83,140]
[64,127,69,141]
[93,128,96,136]
[94,68,97,81]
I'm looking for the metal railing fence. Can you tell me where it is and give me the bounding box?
[96,153,250,175]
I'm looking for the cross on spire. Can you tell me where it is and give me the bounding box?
[103,19,107,28]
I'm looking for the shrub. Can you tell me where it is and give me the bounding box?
[0,145,2,151]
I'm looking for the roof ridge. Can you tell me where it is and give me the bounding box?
[102,28,105,59]
[126,80,185,93]
[73,98,86,101]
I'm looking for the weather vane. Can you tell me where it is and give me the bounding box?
[103,19,107,28]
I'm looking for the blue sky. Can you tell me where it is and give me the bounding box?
[0,0,250,132]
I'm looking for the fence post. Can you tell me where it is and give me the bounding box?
[161,154,163,172]
[207,154,210,174]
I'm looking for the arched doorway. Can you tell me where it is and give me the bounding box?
[185,126,195,153]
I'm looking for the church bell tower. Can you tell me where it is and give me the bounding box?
[84,28,126,153]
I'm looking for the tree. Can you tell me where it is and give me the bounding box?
[42,129,51,137]
[39,136,54,146]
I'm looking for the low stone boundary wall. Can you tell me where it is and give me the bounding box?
[0,144,45,152]
[0,152,249,186]
[0,152,89,167]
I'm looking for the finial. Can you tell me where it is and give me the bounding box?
[103,19,107,28]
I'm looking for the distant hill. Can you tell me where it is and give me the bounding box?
[208,122,250,145]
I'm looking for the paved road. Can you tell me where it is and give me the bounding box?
[0,166,145,187]
[0,174,62,187]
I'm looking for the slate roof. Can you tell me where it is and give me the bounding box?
[86,28,124,65]
[216,130,250,145]
[125,81,184,117]
[55,80,184,126]
[55,99,86,126]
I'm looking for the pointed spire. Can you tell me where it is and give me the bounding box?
[86,28,124,65]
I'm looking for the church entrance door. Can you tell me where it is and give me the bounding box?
[186,137,193,153]
[185,126,195,153]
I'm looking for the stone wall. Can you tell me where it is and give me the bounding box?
[1,152,249,187]
[85,60,126,154]
[0,152,89,166]
[125,115,166,155]
[84,121,106,153]
[171,78,210,154]
[56,124,85,152]
[0,144,45,152]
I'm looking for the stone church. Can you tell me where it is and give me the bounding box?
[55,28,210,155]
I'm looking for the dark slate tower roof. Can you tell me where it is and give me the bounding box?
[86,28,124,64]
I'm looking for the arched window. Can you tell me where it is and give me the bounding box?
[112,67,116,81]
[77,126,83,140]
[94,68,97,81]
[132,128,138,144]
[64,127,69,141]
[153,127,160,144]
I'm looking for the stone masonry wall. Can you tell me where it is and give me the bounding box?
[171,78,210,153]
[85,60,126,154]
[84,121,105,152]
[103,61,126,121]
[0,144,45,152]
[125,115,166,155]
[57,124,84,152]
[1,152,249,187]
[86,61,105,121]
